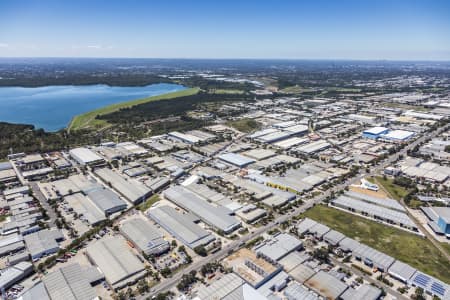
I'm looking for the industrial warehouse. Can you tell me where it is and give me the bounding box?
[86,236,146,290]
[163,185,241,233]
[119,216,170,256]
[330,191,419,233]
[148,205,215,249]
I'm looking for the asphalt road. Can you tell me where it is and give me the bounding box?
[30,182,57,228]
[140,124,448,299]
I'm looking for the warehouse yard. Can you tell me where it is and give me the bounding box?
[302,204,450,283]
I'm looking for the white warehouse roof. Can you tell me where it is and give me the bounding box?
[382,130,415,141]
[363,126,389,135]
[218,153,255,167]
[69,148,104,165]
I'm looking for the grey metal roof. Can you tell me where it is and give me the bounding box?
[388,260,417,282]
[144,176,170,192]
[95,168,150,204]
[80,266,105,285]
[305,271,348,299]
[86,188,127,214]
[65,193,106,225]
[284,282,319,300]
[288,263,316,283]
[340,284,382,300]
[218,153,255,167]
[69,147,103,165]
[185,183,231,203]
[323,230,345,246]
[295,140,331,154]
[223,283,269,300]
[257,271,289,297]
[432,207,450,223]
[7,250,30,265]
[257,131,293,143]
[148,205,215,249]
[344,191,405,212]
[0,233,24,248]
[43,263,96,300]
[278,251,310,272]
[332,196,416,228]
[24,229,63,259]
[164,186,240,233]
[0,161,12,171]
[196,273,244,300]
[0,262,32,290]
[120,217,169,255]
[297,218,318,235]
[254,233,302,262]
[308,222,330,238]
[352,243,395,270]
[19,282,51,300]
[86,236,145,288]
[338,237,360,252]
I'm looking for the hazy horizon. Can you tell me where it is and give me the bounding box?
[1,0,449,60]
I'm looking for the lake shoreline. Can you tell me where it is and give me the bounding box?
[0,83,186,132]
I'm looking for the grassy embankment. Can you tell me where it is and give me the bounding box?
[303,205,450,283]
[137,194,160,212]
[68,87,200,131]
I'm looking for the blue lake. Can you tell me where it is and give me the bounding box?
[0,83,186,131]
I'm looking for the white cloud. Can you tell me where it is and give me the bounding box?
[87,45,101,49]
[0,43,9,48]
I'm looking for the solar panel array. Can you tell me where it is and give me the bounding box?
[411,272,449,298]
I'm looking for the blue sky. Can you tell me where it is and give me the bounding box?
[0,0,449,60]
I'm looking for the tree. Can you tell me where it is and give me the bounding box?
[194,245,208,257]
[413,287,425,300]
[445,145,450,153]
[312,247,330,264]
[137,279,150,294]
[160,267,171,278]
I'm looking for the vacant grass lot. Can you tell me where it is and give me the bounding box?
[68,87,200,131]
[369,176,409,201]
[208,89,245,94]
[370,176,424,208]
[302,205,450,283]
[442,242,450,257]
[279,85,314,94]
[227,118,261,133]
